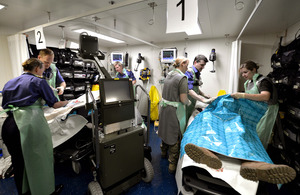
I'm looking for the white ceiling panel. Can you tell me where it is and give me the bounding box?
[0,0,299,48]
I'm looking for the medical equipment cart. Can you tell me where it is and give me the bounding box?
[86,80,154,195]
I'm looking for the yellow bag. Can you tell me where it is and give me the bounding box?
[149,85,161,121]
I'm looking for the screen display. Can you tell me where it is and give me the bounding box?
[113,54,122,61]
[161,49,177,63]
[102,80,132,103]
[111,53,123,63]
[163,51,174,60]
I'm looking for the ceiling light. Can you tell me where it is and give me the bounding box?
[0,4,7,10]
[73,29,125,43]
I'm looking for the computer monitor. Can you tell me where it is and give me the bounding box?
[111,52,124,64]
[161,48,177,63]
[99,78,135,126]
[79,34,98,59]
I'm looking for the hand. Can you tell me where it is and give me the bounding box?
[203,97,216,104]
[231,93,245,99]
[56,87,64,95]
[204,94,211,99]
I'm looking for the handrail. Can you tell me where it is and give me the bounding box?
[85,87,100,169]
[135,84,151,146]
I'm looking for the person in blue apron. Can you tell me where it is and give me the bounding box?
[114,61,136,85]
[184,60,296,184]
[38,49,66,101]
[158,56,191,173]
[1,58,68,194]
[185,54,215,122]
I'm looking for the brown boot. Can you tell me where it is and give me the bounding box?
[168,163,176,174]
[184,143,222,169]
[240,161,296,184]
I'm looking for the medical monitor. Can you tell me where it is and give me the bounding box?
[161,48,177,63]
[111,52,124,64]
[99,78,134,126]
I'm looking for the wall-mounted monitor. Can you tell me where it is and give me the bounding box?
[161,48,177,63]
[111,52,123,64]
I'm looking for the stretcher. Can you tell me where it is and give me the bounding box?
[0,92,99,175]
[175,95,274,195]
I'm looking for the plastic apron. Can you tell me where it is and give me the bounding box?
[47,64,60,101]
[160,69,187,134]
[244,73,279,148]
[12,99,55,194]
[186,68,202,120]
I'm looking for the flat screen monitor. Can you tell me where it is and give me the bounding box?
[161,48,177,63]
[111,52,123,64]
[99,78,135,125]
[99,78,133,105]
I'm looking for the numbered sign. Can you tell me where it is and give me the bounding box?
[35,26,46,49]
[166,0,201,35]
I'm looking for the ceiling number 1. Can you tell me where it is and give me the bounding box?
[176,0,185,21]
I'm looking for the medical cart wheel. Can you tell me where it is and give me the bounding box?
[87,181,103,195]
[142,157,154,183]
[72,161,81,174]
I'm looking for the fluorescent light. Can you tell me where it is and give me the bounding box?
[73,29,125,43]
[69,42,79,49]
[0,4,6,10]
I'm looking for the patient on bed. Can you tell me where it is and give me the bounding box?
[181,95,296,184]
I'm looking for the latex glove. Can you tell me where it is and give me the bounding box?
[231,92,245,99]
[56,86,64,95]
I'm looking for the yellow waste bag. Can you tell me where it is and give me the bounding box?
[149,85,161,121]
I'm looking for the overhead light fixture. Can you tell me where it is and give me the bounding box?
[73,29,125,43]
[0,3,7,10]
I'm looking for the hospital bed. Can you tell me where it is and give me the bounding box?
[175,101,261,195]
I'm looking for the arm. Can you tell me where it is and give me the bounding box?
[231,79,272,101]
[198,88,211,98]
[56,69,66,95]
[232,91,271,101]
[180,93,191,105]
[53,100,68,108]
[39,79,68,108]
[57,81,66,95]
[189,89,213,103]
[129,70,136,85]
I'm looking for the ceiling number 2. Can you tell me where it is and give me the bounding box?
[36,31,43,43]
[176,0,185,21]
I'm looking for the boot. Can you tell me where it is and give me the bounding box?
[168,163,176,174]
[240,161,296,184]
[184,143,222,169]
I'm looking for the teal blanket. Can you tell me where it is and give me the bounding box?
[181,95,273,164]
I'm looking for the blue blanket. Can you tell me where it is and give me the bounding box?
[181,95,273,164]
